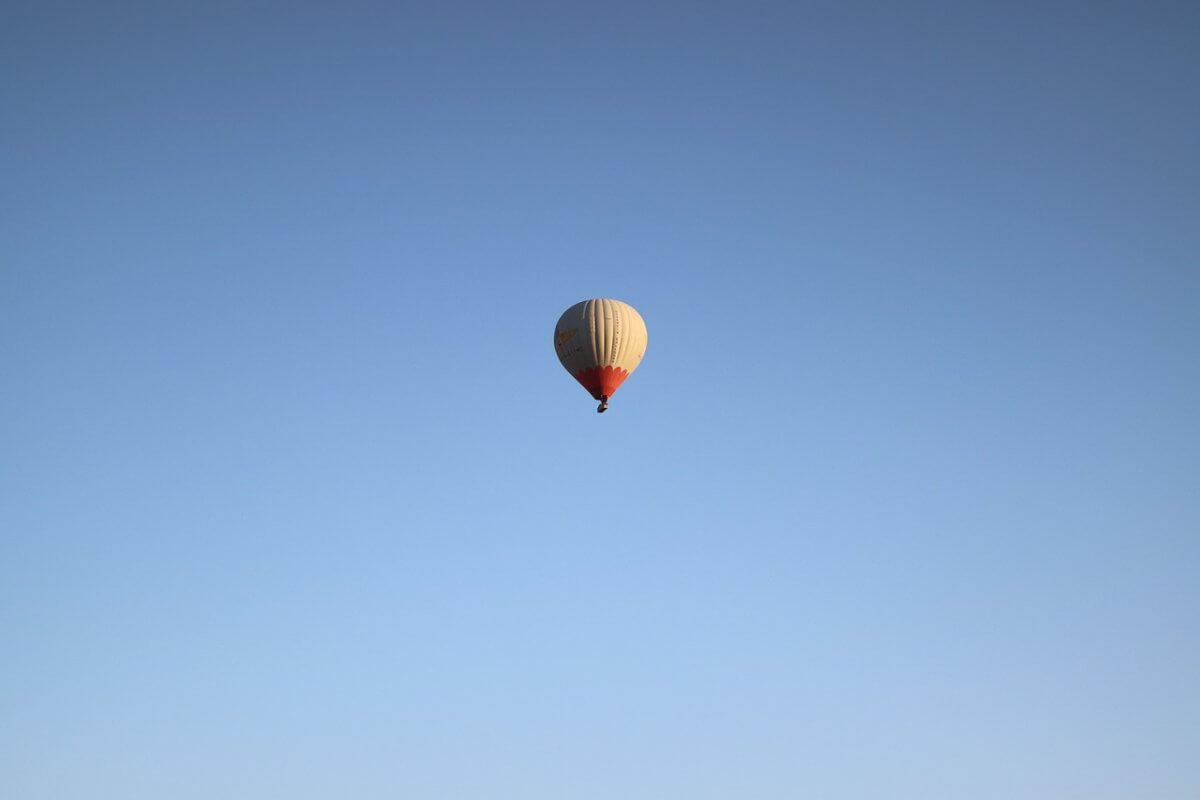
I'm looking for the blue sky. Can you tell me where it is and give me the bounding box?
[3,2,1198,797]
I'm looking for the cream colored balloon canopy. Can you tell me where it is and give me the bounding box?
[553,298,648,412]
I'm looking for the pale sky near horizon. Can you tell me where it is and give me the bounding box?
[3,2,1198,798]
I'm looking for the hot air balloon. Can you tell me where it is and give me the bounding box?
[554,298,647,413]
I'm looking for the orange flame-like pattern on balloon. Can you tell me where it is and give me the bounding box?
[573,365,629,400]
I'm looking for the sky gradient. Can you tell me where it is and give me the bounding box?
[3,2,1198,798]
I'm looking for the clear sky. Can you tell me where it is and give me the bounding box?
[2,2,1198,798]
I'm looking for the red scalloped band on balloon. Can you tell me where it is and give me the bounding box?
[573,365,629,400]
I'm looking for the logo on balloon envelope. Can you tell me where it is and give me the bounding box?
[555,327,583,357]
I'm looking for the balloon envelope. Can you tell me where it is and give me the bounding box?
[554,298,647,410]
